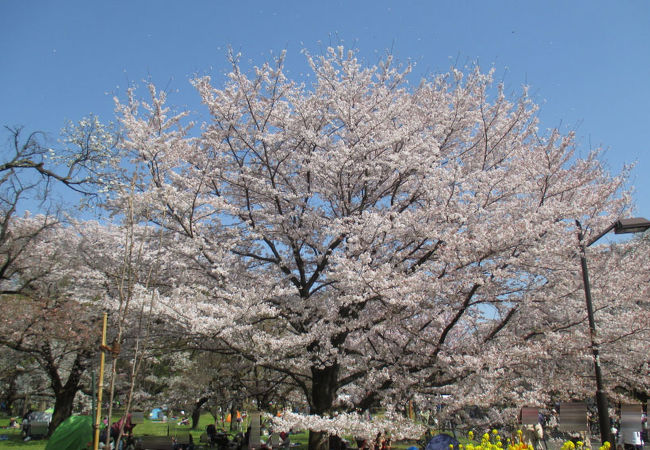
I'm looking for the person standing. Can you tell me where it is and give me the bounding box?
[619,427,643,450]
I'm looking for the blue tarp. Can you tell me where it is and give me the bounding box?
[425,433,459,450]
[150,408,163,420]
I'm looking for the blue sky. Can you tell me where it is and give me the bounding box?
[2,0,649,217]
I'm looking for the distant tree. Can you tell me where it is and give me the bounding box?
[167,351,295,430]
[0,220,99,435]
[589,236,650,402]
[108,47,635,450]
[0,116,118,434]
[1,115,118,294]
[0,346,47,414]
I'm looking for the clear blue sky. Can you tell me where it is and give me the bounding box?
[2,0,649,216]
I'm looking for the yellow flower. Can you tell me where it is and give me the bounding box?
[492,429,498,435]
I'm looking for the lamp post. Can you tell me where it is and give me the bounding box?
[576,217,650,446]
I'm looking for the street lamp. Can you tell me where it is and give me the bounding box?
[576,217,650,445]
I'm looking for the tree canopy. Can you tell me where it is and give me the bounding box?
[2,48,647,449]
[108,47,645,448]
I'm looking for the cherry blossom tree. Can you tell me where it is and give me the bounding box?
[71,214,172,448]
[1,116,119,294]
[584,235,650,402]
[0,117,120,433]
[0,346,49,414]
[0,219,101,435]
[113,47,636,449]
[484,233,650,404]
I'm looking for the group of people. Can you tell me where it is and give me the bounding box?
[520,408,647,450]
[99,413,136,450]
[5,417,20,428]
[354,432,391,450]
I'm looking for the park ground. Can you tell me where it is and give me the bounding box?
[0,413,320,450]
[0,413,642,450]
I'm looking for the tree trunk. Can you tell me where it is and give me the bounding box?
[191,396,209,430]
[229,403,237,432]
[44,350,88,436]
[308,364,339,450]
[1,375,19,414]
[49,386,78,436]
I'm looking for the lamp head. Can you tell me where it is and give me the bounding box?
[614,217,650,234]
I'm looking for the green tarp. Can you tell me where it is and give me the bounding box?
[45,415,93,450]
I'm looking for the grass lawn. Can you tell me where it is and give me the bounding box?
[0,414,421,450]
[0,414,209,450]
[0,413,312,450]
[0,422,46,449]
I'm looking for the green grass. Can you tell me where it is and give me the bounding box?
[0,414,420,450]
[0,414,211,450]
[0,413,308,450]
[0,421,46,449]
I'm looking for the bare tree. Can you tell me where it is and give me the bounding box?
[1,116,119,294]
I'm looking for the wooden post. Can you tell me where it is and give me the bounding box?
[93,313,108,450]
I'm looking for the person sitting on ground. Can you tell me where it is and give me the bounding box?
[356,438,369,450]
[240,426,256,450]
[172,434,195,450]
[280,431,290,448]
[268,431,282,448]
[207,423,218,443]
[21,410,34,440]
[208,423,230,448]
[111,413,136,450]
[329,434,347,450]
